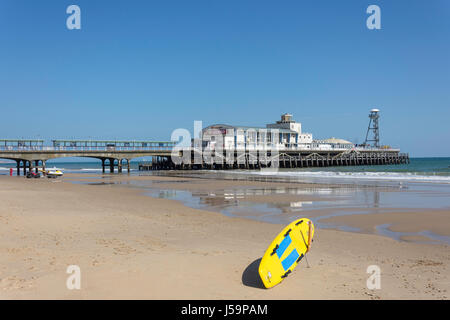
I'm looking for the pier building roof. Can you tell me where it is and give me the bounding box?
[322,137,354,145]
[203,124,297,134]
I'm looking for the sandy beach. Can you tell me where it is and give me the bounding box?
[0,174,449,299]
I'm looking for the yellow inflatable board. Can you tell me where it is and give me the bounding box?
[258,218,314,288]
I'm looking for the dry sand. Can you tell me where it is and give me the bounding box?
[0,175,449,299]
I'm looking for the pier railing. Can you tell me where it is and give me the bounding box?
[0,145,403,153]
[0,145,174,152]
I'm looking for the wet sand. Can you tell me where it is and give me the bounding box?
[0,174,449,299]
[321,210,450,237]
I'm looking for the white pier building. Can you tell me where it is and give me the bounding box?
[201,113,353,152]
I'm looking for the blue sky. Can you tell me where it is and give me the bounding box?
[0,0,449,157]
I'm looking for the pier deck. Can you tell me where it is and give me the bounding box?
[139,149,410,171]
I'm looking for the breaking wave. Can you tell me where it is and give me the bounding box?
[232,170,450,184]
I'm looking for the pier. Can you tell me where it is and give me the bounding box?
[138,149,410,171]
[1,138,410,175]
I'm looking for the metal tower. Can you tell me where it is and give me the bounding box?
[364,109,380,148]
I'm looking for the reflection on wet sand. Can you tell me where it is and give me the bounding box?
[151,185,382,212]
[146,184,450,245]
[68,175,450,245]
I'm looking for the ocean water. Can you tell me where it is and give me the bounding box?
[1,157,449,184]
[226,157,450,184]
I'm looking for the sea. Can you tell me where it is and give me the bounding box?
[1,157,449,184]
[229,157,450,185]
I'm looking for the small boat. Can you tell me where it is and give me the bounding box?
[46,167,64,178]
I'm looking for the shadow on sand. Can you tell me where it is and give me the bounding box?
[242,258,265,289]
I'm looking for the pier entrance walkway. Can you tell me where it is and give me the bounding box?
[0,139,175,175]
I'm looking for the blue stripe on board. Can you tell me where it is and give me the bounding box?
[276,235,292,259]
[281,249,300,271]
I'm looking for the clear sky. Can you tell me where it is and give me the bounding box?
[0,0,449,157]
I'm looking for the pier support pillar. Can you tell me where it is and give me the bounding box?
[118,159,123,173]
[16,160,20,176]
[109,158,115,173]
[23,161,28,176]
[101,159,105,173]
[127,159,130,173]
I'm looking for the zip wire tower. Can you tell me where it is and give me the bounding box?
[364,109,380,148]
